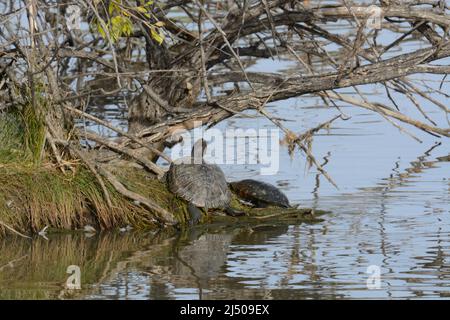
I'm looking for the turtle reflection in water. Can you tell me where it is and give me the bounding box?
[229,179,291,208]
[166,139,244,225]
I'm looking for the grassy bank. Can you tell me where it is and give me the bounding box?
[0,112,190,236]
[0,112,327,238]
[0,162,194,237]
[0,160,326,237]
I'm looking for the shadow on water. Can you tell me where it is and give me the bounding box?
[0,221,340,300]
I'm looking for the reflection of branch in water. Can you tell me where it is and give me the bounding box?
[281,225,322,286]
[369,141,445,298]
[281,225,301,286]
[78,231,180,299]
[0,254,28,272]
[375,142,442,193]
[312,151,331,203]
[361,142,442,195]
[148,276,172,300]
[376,176,393,299]
[172,232,204,300]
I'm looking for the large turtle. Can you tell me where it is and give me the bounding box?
[166,139,243,224]
[229,179,291,208]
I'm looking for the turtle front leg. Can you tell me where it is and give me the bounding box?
[187,203,203,225]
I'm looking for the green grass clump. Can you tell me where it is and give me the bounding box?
[0,161,195,237]
[0,101,194,237]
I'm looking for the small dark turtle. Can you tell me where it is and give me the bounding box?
[166,139,243,224]
[229,179,291,208]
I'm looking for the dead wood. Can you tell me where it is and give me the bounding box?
[0,0,449,228]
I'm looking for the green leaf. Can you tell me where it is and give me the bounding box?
[150,27,164,45]
[108,2,115,15]
[135,6,148,13]
[97,22,106,39]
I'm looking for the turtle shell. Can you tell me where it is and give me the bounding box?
[166,162,231,209]
[229,179,290,208]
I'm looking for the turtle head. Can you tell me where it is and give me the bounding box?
[191,138,207,163]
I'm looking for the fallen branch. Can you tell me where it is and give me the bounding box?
[0,220,32,239]
[97,165,178,226]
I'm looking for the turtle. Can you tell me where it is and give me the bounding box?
[229,179,291,208]
[166,139,244,225]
